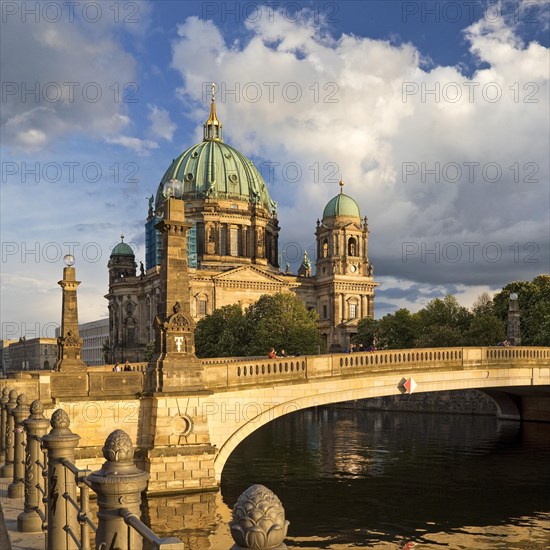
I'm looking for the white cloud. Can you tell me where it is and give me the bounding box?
[170,6,549,294]
[148,104,176,141]
[105,135,159,155]
[0,10,138,152]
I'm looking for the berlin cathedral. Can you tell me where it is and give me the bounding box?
[106,89,378,359]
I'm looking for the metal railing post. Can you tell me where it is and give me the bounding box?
[0,387,11,462]
[18,399,49,532]
[0,389,18,478]
[42,408,80,550]
[88,429,149,550]
[8,393,27,498]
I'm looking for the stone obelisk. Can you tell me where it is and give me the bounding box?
[146,197,205,393]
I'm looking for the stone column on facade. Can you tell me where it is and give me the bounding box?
[88,430,150,550]
[0,386,11,462]
[361,295,368,318]
[0,389,18,478]
[146,197,205,393]
[18,399,50,532]
[368,295,375,319]
[41,409,81,550]
[8,393,27,498]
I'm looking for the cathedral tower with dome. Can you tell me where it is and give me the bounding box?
[105,87,378,360]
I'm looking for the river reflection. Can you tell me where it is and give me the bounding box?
[143,408,550,549]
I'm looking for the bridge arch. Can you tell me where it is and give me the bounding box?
[213,385,527,481]
[208,347,550,481]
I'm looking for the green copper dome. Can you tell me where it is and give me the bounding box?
[157,140,274,212]
[156,89,275,213]
[322,188,361,220]
[111,238,134,257]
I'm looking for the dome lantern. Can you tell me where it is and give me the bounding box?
[203,82,222,142]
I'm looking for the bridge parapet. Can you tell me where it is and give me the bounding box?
[201,346,550,392]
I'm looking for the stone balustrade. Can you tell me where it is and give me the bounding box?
[0,394,184,550]
[1,347,548,402]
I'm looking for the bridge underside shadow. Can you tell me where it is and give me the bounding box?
[482,386,550,422]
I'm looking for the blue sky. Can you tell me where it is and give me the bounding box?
[1,0,549,339]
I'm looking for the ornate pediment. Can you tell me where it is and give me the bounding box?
[212,265,285,284]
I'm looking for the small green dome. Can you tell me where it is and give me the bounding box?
[322,192,361,220]
[111,240,134,257]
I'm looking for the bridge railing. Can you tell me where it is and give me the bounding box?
[200,346,550,390]
[0,392,184,550]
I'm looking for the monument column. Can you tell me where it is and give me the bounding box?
[52,255,88,397]
[146,197,205,393]
[55,255,86,372]
[507,293,521,345]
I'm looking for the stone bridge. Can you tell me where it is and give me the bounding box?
[1,346,549,494]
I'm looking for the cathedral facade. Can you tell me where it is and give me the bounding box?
[105,91,378,361]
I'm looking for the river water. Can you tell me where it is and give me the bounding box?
[144,407,550,549]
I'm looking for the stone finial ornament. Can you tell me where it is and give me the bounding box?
[9,389,18,401]
[230,484,289,549]
[30,400,44,417]
[102,429,134,462]
[2,387,10,397]
[16,394,27,406]
[50,409,70,430]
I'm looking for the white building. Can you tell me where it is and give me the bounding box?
[79,318,110,366]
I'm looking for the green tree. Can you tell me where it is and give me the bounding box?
[195,304,248,358]
[464,314,506,346]
[471,292,494,316]
[245,293,321,356]
[377,309,419,349]
[414,295,472,347]
[354,317,378,347]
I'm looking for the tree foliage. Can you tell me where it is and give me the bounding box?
[195,293,321,358]
[245,293,321,356]
[195,304,248,358]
